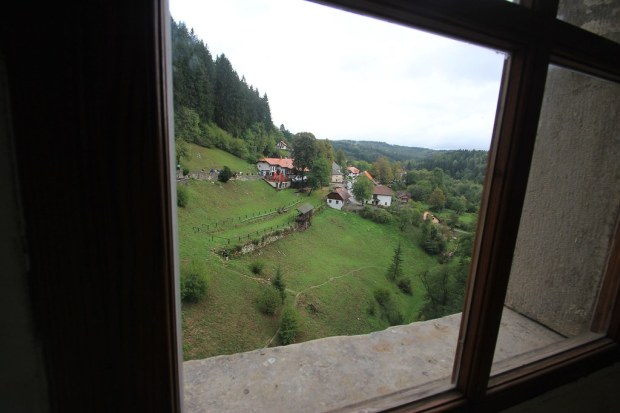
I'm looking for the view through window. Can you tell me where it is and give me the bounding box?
[170,0,507,410]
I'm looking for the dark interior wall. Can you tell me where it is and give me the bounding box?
[0,53,49,413]
[0,2,180,412]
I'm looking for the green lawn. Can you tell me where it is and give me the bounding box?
[177,179,326,258]
[178,146,450,360]
[183,142,257,174]
[181,198,443,359]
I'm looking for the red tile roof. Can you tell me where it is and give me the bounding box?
[362,170,378,184]
[347,166,360,174]
[258,158,294,169]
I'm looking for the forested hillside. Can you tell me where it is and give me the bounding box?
[333,140,488,185]
[331,140,435,163]
[171,19,290,164]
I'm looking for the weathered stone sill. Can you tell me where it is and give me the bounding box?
[184,308,563,413]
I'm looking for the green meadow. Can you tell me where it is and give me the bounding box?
[178,147,451,360]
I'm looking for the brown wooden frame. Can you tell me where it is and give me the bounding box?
[2,0,619,412]
[311,0,620,411]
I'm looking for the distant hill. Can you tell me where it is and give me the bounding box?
[332,140,488,184]
[331,140,436,163]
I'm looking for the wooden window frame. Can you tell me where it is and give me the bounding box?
[308,0,620,411]
[3,0,618,412]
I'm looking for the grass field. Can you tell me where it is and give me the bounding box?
[178,146,459,360]
[183,143,257,174]
[180,188,445,359]
[177,179,326,257]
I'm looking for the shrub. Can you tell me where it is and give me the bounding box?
[176,185,188,208]
[271,267,286,303]
[249,261,265,275]
[373,288,391,309]
[182,167,190,176]
[397,278,413,295]
[366,302,376,316]
[218,165,233,183]
[359,206,393,224]
[257,288,280,315]
[180,263,207,303]
[387,308,404,326]
[278,306,299,345]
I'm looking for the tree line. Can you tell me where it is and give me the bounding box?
[172,19,291,165]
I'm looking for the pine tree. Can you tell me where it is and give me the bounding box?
[386,243,404,282]
[271,267,286,303]
[278,306,299,345]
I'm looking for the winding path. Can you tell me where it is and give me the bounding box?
[263,265,384,348]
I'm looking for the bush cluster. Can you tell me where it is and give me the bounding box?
[359,206,392,224]
[278,306,299,345]
[397,278,413,295]
[177,186,188,208]
[180,263,207,303]
[257,288,280,315]
[372,288,404,326]
[249,261,265,275]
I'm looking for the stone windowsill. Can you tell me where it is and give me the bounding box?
[183,308,563,413]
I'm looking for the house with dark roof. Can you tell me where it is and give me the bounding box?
[372,185,394,207]
[326,187,351,210]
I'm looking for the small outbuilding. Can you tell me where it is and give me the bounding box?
[326,187,351,210]
[296,204,314,230]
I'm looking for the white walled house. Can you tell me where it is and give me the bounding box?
[326,187,350,210]
[372,185,394,207]
[256,158,295,177]
[346,166,360,178]
[256,158,296,190]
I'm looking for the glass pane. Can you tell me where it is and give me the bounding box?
[491,65,620,374]
[170,0,504,410]
[557,0,620,44]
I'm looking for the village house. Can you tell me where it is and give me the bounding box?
[326,187,350,210]
[331,162,344,183]
[346,166,360,178]
[256,157,295,189]
[276,140,288,150]
[372,185,394,207]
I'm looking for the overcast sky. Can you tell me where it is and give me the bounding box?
[169,0,506,150]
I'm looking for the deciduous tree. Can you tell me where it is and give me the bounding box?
[292,132,318,176]
[427,187,446,211]
[352,175,373,204]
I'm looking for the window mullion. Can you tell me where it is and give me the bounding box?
[453,41,555,404]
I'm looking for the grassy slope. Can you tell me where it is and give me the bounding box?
[178,146,448,360]
[183,142,257,174]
